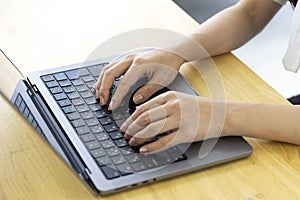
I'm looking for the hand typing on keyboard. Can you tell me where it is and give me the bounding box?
[120,91,223,154]
[93,49,184,109]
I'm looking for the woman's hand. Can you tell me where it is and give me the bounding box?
[120,91,227,154]
[93,49,185,110]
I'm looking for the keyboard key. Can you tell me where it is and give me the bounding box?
[14,94,22,107]
[58,79,72,87]
[71,119,85,128]
[32,120,38,128]
[81,75,94,82]
[18,101,26,113]
[54,72,67,81]
[86,141,101,150]
[85,97,98,105]
[96,156,111,166]
[23,107,30,118]
[76,84,89,92]
[72,78,84,86]
[114,138,128,147]
[54,93,67,101]
[90,148,106,158]
[58,99,71,107]
[106,147,120,157]
[76,126,90,135]
[67,112,81,121]
[78,68,90,76]
[41,75,54,82]
[109,131,123,140]
[94,110,107,118]
[132,162,147,172]
[100,139,115,149]
[85,117,99,126]
[72,98,85,106]
[62,105,76,114]
[117,163,133,176]
[80,90,93,98]
[103,123,118,133]
[63,86,75,93]
[45,81,59,88]
[89,103,102,111]
[81,133,96,142]
[67,92,80,99]
[172,154,188,163]
[88,64,104,77]
[27,113,34,123]
[111,155,126,165]
[101,166,120,179]
[50,86,63,94]
[86,80,96,88]
[99,116,113,125]
[90,125,104,134]
[65,69,80,80]
[120,146,134,155]
[95,132,109,141]
[142,155,163,169]
[126,154,141,164]
[75,104,89,113]
[80,111,94,119]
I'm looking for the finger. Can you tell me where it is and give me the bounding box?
[99,59,133,105]
[128,116,177,147]
[124,105,167,138]
[139,132,178,154]
[121,95,168,135]
[132,83,164,104]
[108,66,144,110]
[93,61,119,100]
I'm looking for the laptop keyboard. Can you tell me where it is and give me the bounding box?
[41,63,187,179]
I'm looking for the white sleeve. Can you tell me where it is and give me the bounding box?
[282,1,300,73]
[273,0,288,5]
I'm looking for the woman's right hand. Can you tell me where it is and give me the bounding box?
[93,49,186,110]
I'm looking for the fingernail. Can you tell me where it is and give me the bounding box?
[120,123,127,131]
[129,137,135,146]
[140,147,148,154]
[100,96,104,105]
[108,103,113,110]
[124,133,130,139]
[133,94,143,104]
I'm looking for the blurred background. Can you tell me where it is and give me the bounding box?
[173,0,299,99]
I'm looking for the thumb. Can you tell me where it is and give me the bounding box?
[133,83,163,104]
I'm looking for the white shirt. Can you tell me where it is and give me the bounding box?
[273,0,300,73]
[282,1,300,72]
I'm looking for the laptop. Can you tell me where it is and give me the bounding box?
[0,49,252,195]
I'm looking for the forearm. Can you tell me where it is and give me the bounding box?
[169,0,281,61]
[225,102,300,145]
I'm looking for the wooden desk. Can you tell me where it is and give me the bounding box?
[1,0,300,199]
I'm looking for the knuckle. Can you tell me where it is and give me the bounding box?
[103,69,112,77]
[133,56,145,64]
[101,65,109,72]
[162,91,175,100]
[124,53,136,61]
[138,113,150,126]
